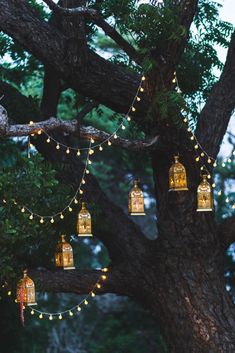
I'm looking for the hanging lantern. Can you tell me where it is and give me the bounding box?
[197,175,213,212]
[128,180,145,216]
[169,156,188,191]
[55,235,75,270]
[16,270,37,306]
[77,202,93,237]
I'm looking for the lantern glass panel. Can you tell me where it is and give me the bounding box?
[77,203,93,236]
[55,235,75,270]
[128,180,145,215]
[169,156,188,191]
[16,271,37,306]
[197,175,213,212]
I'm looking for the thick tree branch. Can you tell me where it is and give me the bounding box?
[0,0,149,116]
[196,31,235,158]
[29,268,127,296]
[42,0,142,64]
[218,215,235,249]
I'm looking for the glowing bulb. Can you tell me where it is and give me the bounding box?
[82,179,86,184]
[195,156,200,162]
[213,162,217,167]
[212,183,215,188]
[121,125,126,130]
[131,107,136,112]
[218,190,222,196]
[99,146,103,151]
[40,218,44,224]
[101,275,107,281]
[232,204,235,209]
[37,129,42,135]
[114,133,118,139]
[194,144,199,150]
[69,311,73,317]
[68,207,73,212]
[21,207,25,213]
[222,162,226,167]
[66,148,70,154]
[31,310,34,315]
[127,116,131,121]
[140,87,144,92]
[136,97,141,101]
[39,314,43,319]
[77,150,81,156]
[46,138,50,143]
[200,152,205,157]
[228,158,232,163]
[84,300,88,305]
[86,169,90,174]
[56,144,60,150]
[29,121,34,125]
[141,76,146,81]
[60,213,64,219]
[190,136,194,140]
[7,291,11,296]
[88,159,92,164]
[74,199,78,204]
[50,218,54,224]
[79,190,83,195]
[49,315,53,321]
[96,284,101,289]
[91,138,95,143]
[29,214,33,220]
[107,141,112,146]
[207,175,211,179]
[187,128,191,132]
[59,314,63,320]
[226,197,229,203]
[207,158,211,164]
[102,268,108,272]
[183,117,188,123]
[91,292,95,297]
[77,306,81,311]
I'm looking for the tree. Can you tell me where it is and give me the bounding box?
[0,0,235,352]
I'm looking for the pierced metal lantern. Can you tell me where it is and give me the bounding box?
[55,235,75,270]
[77,202,93,237]
[128,180,145,216]
[197,175,213,212]
[16,270,37,306]
[169,156,188,191]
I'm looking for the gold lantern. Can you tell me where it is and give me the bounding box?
[55,235,75,270]
[197,175,213,212]
[16,270,37,306]
[169,155,188,191]
[77,202,93,237]
[128,180,145,216]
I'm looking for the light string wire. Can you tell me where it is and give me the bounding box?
[174,73,235,209]
[1,268,109,320]
[29,75,146,153]
[2,139,92,224]
[28,267,109,320]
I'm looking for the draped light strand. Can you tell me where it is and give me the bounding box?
[29,75,146,154]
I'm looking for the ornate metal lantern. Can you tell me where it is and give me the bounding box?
[197,175,213,212]
[77,202,93,237]
[55,235,75,270]
[128,180,145,216]
[16,270,37,306]
[169,156,188,191]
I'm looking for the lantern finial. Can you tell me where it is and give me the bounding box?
[128,179,145,216]
[169,155,188,191]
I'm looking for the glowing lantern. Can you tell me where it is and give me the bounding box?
[16,270,37,306]
[197,175,213,212]
[169,156,188,191]
[77,202,93,237]
[55,235,75,270]
[128,180,145,215]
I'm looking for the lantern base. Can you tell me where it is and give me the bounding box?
[129,212,146,216]
[63,266,76,270]
[169,187,189,192]
[78,233,93,237]
[196,208,213,212]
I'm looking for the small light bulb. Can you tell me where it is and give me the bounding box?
[77,306,81,311]
[59,314,63,320]
[29,214,33,220]
[86,169,90,174]
[140,87,144,92]
[40,218,44,224]
[200,152,205,157]
[56,144,60,150]
[136,97,141,101]
[7,291,11,296]
[108,141,112,146]
[74,199,78,204]
[79,190,83,195]
[91,292,95,297]
[200,166,204,171]
[69,311,73,317]
[232,204,235,209]
[195,156,200,162]
[213,162,217,167]
[101,275,107,281]
[77,150,81,156]
[222,162,226,167]
[131,107,136,112]
[127,116,131,121]
[187,128,191,132]
[190,136,194,140]
[66,148,70,154]
[89,149,94,155]
[218,190,222,196]
[207,175,211,179]
[84,300,88,305]
[99,146,103,151]
[97,284,101,289]
[39,314,43,319]
[31,310,34,315]
[88,159,92,164]
[102,268,108,272]
[194,144,199,150]
[82,179,86,184]
[141,76,146,81]
[68,207,73,212]
[37,129,42,135]
[60,213,64,219]
[207,158,211,164]
[212,183,215,188]
[21,207,25,213]
[183,117,188,123]
[46,138,50,143]
[114,133,118,139]
[226,197,229,203]
[50,218,54,224]
[228,158,232,163]
[29,121,34,125]
[121,125,126,130]
[49,315,53,321]
[91,138,95,143]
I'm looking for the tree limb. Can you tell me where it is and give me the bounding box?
[218,215,235,249]
[42,0,142,64]
[196,31,235,158]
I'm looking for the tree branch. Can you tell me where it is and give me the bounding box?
[29,268,127,295]
[42,0,142,64]
[218,215,235,249]
[196,31,235,158]
[0,112,159,151]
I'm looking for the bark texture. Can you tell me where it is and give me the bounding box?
[0,1,235,352]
